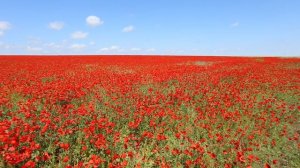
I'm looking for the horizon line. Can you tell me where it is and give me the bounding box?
[0,54,299,58]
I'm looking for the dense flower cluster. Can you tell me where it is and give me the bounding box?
[0,56,299,167]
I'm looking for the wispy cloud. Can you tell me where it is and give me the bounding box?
[27,46,42,52]
[122,25,134,32]
[71,31,88,39]
[44,42,62,49]
[131,47,141,51]
[0,42,12,49]
[0,21,11,30]
[99,45,120,52]
[147,48,156,52]
[49,21,64,30]
[230,21,240,28]
[70,44,86,50]
[0,21,11,36]
[86,16,103,27]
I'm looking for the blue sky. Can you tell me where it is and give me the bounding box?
[0,0,299,56]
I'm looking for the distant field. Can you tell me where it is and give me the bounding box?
[0,56,299,167]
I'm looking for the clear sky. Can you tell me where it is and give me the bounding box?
[0,0,299,56]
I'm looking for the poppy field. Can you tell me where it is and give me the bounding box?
[0,56,299,168]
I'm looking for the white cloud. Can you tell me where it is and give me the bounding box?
[42,41,69,53]
[27,36,42,45]
[100,48,109,51]
[71,31,88,39]
[86,16,103,27]
[0,21,11,31]
[0,43,12,49]
[49,21,64,30]
[27,46,42,52]
[147,48,156,52]
[131,47,141,51]
[0,42,10,49]
[0,21,11,37]
[231,22,239,27]
[89,41,95,45]
[100,45,120,51]
[122,25,134,32]
[45,42,62,49]
[70,44,86,50]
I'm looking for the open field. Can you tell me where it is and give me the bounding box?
[0,56,299,168]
